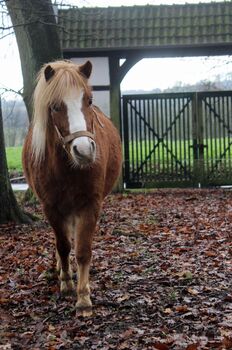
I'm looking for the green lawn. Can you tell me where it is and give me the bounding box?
[6,137,232,173]
[126,137,232,165]
[6,146,23,171]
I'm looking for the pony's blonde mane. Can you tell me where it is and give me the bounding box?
[32,60,90,163]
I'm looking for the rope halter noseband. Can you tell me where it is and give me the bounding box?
[53,106,104,155]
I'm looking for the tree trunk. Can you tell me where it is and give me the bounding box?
[4,0,63,208]
[0,98,31,224]
[6,0,62,119]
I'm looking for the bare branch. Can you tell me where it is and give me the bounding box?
[0,18,65,31]
[0,29,13,39]
[0,86,23,97]
[3,98,17,123]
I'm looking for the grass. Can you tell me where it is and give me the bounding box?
[6,137,232,173]
[125,137,232,171]
[6,146,23,171]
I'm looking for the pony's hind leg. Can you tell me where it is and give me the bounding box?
[75,207,98,316]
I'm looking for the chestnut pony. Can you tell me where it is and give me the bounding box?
[23,60,122,316]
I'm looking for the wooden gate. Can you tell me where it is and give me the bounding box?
[122,91,232,188]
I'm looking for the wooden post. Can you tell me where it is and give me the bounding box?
[192,93,198,186]
[108,55,141,191]
[109,56,123,192]
[109,56,121,132]
[192,92,204,187]
[197,93,205,185]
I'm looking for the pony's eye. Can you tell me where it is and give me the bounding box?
[89,97,93,106]
[51,104,62,113]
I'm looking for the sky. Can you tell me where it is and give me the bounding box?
[0,0,231,97]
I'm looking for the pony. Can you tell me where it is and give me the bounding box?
[22,60,122,316]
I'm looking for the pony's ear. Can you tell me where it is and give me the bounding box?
[44,65,55,82]
[79,61,92,79]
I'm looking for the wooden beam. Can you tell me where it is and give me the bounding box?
[118,55,142,82]
[92,85,110,91]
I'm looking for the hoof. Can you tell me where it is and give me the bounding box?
[56,262,61,274]
[60,280,75,295]
[76,295,92,317]
[76,305,93,317]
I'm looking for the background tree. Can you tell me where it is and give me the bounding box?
[5,0,62,118]
[3,97,28,146]
[0,0,62,223]
[0,98,31,223]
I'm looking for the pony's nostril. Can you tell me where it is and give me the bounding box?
[72,140,95,161]
[73,145,81,157]
[90,140,95,153]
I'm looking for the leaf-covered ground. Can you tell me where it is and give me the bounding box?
[0,189,232,350]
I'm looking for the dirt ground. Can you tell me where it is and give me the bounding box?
[0,189,232,350]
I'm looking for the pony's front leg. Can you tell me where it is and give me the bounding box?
[55,238,74,295]
[75,209,98,316]
[44,208,74,294]
[55,248,61,274]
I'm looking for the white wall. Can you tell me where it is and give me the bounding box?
[71,57,110,116]
[71,57,109,85]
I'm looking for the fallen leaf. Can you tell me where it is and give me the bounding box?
[187,287,199,295]
[175,305,188,313]
[185,344,198,350]
[164,308,173,314]
[153,342,169,350]
[117,293,130,303]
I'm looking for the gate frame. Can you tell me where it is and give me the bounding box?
[122,91,232,188]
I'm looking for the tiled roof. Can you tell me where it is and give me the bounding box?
[58,2,232,51]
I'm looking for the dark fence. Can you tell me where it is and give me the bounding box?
[122,91,232,188]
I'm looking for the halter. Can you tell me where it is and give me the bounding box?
[53,106,104,154]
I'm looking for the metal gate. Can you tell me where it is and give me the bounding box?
[122,91,232,188]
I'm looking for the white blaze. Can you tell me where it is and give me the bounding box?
[64,89,93,160]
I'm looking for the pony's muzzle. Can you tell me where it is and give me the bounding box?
[71,137,96,165]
